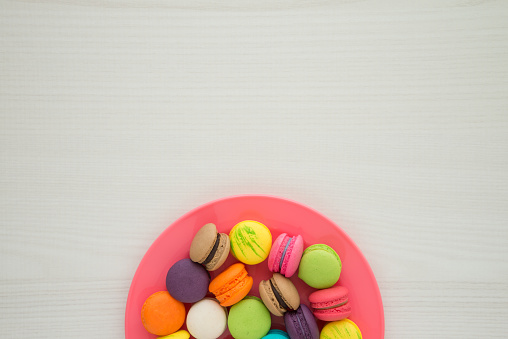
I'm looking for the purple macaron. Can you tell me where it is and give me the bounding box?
[284,304,319,339]
[166,258,210,303]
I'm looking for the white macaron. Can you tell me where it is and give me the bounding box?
[186,299,227,339]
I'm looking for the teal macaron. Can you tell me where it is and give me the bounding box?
[262,330,290,339]
[298,244,342,289]
[228,296,271,339]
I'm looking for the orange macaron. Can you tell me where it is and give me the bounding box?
[209,263,253,307]
[141,291,186,336]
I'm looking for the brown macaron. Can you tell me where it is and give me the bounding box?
[190,223,230,271]
[259,273,300,316]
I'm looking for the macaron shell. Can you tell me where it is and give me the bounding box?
[259,279,284,316]
[320,319,362,339]
[280,235,304,277]
[259,273,300,316]
[228,297,271,339]
[157,330,190,339]
[313,303,352,322]
[141,291,186,336]
[229,220,272,265]
[165,258,210,303]
[298,244,342,289]
[303,304,320,339]
[190,223,218,263]
[186,299,227,339]
[209,263,253,307]
[284,304,319,339]
[268,233,287,273]
[277,236,294,276]
[305,244,341,261]
[209,263,246,293]
[308,286,348,306]
[262,329,291,339]
[271,273,300,311]
[205,233,230,271]
[216,274,253,306]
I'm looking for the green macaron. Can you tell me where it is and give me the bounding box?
[298,244,342,289]
[228,296,271,339]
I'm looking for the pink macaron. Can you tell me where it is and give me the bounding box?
[267,233,304,278]
[308,286,352,321]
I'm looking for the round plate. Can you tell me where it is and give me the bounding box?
[125,195,384,339]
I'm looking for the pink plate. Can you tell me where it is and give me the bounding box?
[125,195,384,339]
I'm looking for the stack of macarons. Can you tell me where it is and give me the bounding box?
[140,220,362,339]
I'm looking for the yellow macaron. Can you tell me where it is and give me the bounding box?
[320,319,362,339]
[158,330,190,339]
[229,220,272,265]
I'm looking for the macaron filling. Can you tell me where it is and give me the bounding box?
[311,299,348,310]
[201,233,221,266]
[269,279,291,311]
[280,237,298,276]
[279,237,292,271]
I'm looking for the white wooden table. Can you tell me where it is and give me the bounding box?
[1,1,507,337]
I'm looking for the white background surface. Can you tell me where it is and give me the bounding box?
[1,0,508,338]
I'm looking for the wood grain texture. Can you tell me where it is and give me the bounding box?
[1,0,508,337]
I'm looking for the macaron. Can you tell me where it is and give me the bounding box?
[140,291,185,336]
[284,304,319,339]
[268,233,304,277]
[209,263,253,306]
[190,223,230,271]
[259,273,300,316]
[262,330,291,339]
[228,296,271,339]
[298,244,342,289]
[229,220,272,265]
[166,258,210,303]
[186,299,227,339]
[320,319,362,339]
[157,330,190,339]
[308,286,352,321]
